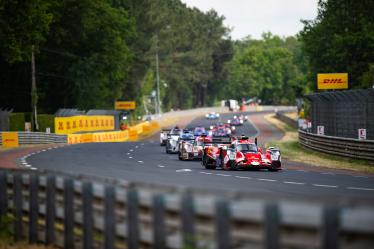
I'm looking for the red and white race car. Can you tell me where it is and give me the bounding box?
[202,136,282,171]
[179,135,212,160]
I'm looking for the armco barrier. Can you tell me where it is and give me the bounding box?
[275,110,298,129]
[0,170,373,249]
[0,132,67,145]
[299,130,374,161]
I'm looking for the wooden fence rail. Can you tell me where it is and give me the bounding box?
[0,170,374,249]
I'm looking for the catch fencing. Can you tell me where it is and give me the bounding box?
[0,132,67,145]
[306,89,374,140]
[0,170,373,249]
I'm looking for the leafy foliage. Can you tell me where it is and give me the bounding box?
[299,0,374,89]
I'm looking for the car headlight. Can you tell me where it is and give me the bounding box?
[216,113,220,117]
[210,126,214,130]
[234,116,237,119]
[205,114,209,117]
[227,120,231,124]
[240,120,243,124]
[231,126,236,130]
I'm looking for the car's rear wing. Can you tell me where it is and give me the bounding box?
[231,135,258,145]
[161,129,171,132]
[210,136,232,144]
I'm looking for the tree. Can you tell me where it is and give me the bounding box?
[299,0,374,89]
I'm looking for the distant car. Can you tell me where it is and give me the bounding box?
[177,133,197,160]
[165,128,182,153]
[205,112,220,119]
[193,127,206,137]
[227,115,243,126]
[179,135,212,160]
[160,129,171,146]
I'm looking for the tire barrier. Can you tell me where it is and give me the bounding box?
[0,170,373,249]
[299,130,374,161]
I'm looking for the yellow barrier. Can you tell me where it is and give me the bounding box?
[66,120,160,144]
[1,132,19,148]
[55,115,114,134]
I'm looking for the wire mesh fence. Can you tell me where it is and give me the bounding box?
[306,89,374,140]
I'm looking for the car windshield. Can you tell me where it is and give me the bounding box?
[170,129,181,135]
[237,143,257,153]
[195,128,205,133]
[195,141,204,146]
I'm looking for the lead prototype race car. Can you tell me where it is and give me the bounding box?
[179,134,212,160]
[202,136,282,171]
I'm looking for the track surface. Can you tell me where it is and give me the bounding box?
[27,112,374,204]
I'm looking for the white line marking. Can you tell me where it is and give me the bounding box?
[141,143,145,146]
[235,176,252,179]
[176,169,192,172]
[157,165,165,168]
[257,178,277,182]
[129,156,133,159]
[200,172,212,175]
[216,174,231,177]
[127,153,130,155]
[42,149,46,152]
[24,164,31,168]
[283,181,305,185]
[135,146,139,148]
[312,184,337,188]
[129,149,134,152]
[347,187,374,191]
[353,176,369,178]
[30,167,37,170]
[21,162,28,165]
[137,160,143,163]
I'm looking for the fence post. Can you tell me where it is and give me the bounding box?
[29,173,39,243]
[215,199,230,249]
[45,174,56,245]
[13,173,23,241]
[104,185,116,249]
[264,203,280,249]
[181,191,195,249]
[0,171,7,222]
[153,194,166,249]
[64,177,74,249]
[127,187,139,249]
[82,181,93,249]
[321,206,340,249]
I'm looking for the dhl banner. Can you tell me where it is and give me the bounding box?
[317,73,348,90]
[2,132,19,148]
[68,131,129,144]
[55,115,114,134]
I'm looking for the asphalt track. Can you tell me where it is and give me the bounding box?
[26,111,374,204]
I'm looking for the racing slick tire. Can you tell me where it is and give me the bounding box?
[202,155,216,170]
[178,152,183,160]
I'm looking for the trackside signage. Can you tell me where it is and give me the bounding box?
[2,132,19,148]
[115,101,136,110]
[358,129,366,140]
[317,73,348,90]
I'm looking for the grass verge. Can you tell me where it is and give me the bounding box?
[264,114,374,173]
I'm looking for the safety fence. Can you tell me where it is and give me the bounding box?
[0,132,67,145]
[0,170,373,249]
[299,130,374,161]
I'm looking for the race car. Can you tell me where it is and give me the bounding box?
[205,112,220,120]
[227,115,243,126]
[179,134,212,160]
[193,127,206,137]
[210,123,232,137]
[165,128,182,153]
[202,136,282,171]
[201,137,232,169]
[159,129,171,146]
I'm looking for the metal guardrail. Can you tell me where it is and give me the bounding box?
[1,170,373,249]
[299,130,374,161]
[0,132,67,145]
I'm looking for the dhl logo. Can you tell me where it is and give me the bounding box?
[322,78,345,84]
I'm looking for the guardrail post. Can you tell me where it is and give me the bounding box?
[82,181,93,249]
[13,173,23,241]
[181,192,195,249]
[104,185,116,249]
[321,206,340,249]
[127,187,139,249]
[64,177,74,249]
[152,194,166,249]
[45,174,56,245]
[0,171,7,223]
[29,173,39,243]
[264,203,280,249]
[215,199,231,249]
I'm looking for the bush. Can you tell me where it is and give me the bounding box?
[9,113,25,131]
[37,114,55,133]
